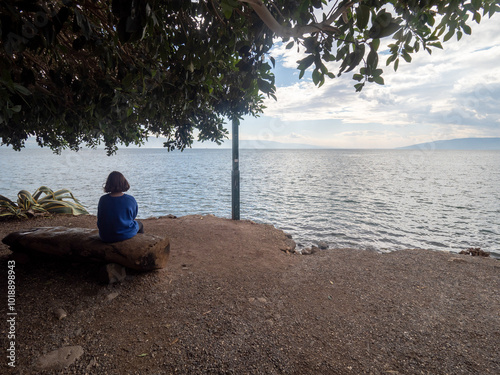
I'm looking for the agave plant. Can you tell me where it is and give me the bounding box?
[0,186,89,219]
[0,195,42,219]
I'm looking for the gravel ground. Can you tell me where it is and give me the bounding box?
[1,214,499,374]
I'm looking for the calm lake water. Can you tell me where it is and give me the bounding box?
[1,147,499,258]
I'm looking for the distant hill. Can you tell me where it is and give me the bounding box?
[398,137,500,150]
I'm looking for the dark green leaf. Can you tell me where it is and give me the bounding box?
[220,2,235,19]
[312,69,321,85]
[386,54,396,66]
[353,73,364,82]
[367,48,378,70]
[378,22,402,38]
[269,56,276,68]
[356,4,370,30]
[344,44,365,73]
[297,55,316,71]
[401,51,412,63]
[414,41,420,52]
[354,83,364,92]
[443,28,455,42]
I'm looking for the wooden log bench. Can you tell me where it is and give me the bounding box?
[2,226,170,271]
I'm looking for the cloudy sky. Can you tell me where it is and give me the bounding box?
[231,13,500,149]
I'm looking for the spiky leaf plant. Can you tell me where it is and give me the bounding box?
[0,186,89,219]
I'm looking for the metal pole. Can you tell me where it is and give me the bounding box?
[231,117,240,220]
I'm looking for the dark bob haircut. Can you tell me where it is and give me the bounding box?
[103,171,130,193]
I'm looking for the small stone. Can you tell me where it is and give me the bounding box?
[285,238,297,252]
[317,241,329,250]
[106,292,119,301]
[53,308,67,320]
[99,263,127,284]
[37,346,84,371]
[86,357,98,370]
[301,247,313,255]
[302,246,319,255]
[257,297,268,303]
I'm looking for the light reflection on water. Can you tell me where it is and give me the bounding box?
[1,147,499,258]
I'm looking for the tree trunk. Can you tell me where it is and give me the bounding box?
[2,227,170,271]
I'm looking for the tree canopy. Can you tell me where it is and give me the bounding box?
[1,0,498,154]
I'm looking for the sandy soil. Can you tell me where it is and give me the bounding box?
[1,214,499,374]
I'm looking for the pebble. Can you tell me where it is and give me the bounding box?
[317,241,329,250]
[53,308,68,320]
[99,263,127,284]
[106,292,119,301]
[301,246,319,255]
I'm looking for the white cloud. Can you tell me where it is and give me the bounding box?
[260,15,500,147]
[289,132,306,139]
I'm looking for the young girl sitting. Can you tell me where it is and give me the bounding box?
[97,171,144,242]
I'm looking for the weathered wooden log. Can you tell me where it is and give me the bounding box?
[2,227,170,271]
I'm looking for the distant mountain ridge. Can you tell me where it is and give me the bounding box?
[398,137,500,150]
[7,136,499,151]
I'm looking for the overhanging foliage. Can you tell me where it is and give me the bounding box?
[0,0,498,153]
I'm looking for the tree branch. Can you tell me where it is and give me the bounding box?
[238,0,359,38]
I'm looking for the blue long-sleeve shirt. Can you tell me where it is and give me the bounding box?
[97,194,139,242]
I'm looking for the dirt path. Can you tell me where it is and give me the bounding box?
[1,214,499,374]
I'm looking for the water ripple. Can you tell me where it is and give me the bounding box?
[1,148,499,258]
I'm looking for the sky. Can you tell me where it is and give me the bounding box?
[226,13,500,149]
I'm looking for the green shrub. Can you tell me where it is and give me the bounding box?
[0,186,89,219]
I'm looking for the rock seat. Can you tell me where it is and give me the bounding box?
[2,226,170,271]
